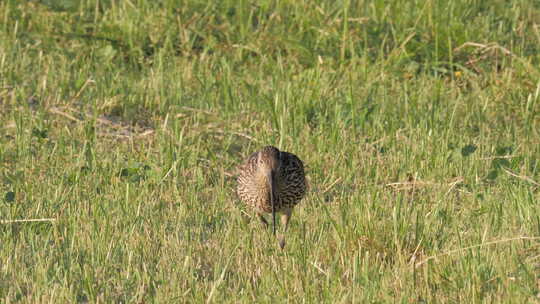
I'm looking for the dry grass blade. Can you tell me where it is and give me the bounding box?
[49,107,82,122]
[223,170,235,178]
[386,177,463,191]
[180,106,215,115]
[212,129,258,142]
[454,42,514,56]
[502,168,540,187]
[321,177,341,194]
[50,106,155,139]
[1,218,56,224]
[479,155,517,160]
[415,236,540,268]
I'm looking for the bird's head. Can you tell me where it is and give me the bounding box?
[257,146,281,175]
[256,146,281,201]
[257,146,281,235]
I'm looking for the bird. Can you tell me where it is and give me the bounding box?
[236,146,307,248]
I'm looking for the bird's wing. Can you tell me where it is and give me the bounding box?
[280,151,305,173]
[236,150,258,176]
[279,151,307,201]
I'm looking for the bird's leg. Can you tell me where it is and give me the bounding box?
[278,209,293,249]
[257,213,269,228]
[281,209,293,232]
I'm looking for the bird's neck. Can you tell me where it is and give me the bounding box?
[255,169,273,197]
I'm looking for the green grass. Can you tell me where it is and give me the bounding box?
[1,0,540,302]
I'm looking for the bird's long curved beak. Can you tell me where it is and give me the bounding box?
[266,170,276,236]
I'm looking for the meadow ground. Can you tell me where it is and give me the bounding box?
[1,0,540,302]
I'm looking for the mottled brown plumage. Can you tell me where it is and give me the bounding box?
[237,146,306,247]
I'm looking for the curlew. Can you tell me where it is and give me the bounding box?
[236,146,307,248]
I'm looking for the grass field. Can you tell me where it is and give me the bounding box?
[1,0,540,302]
